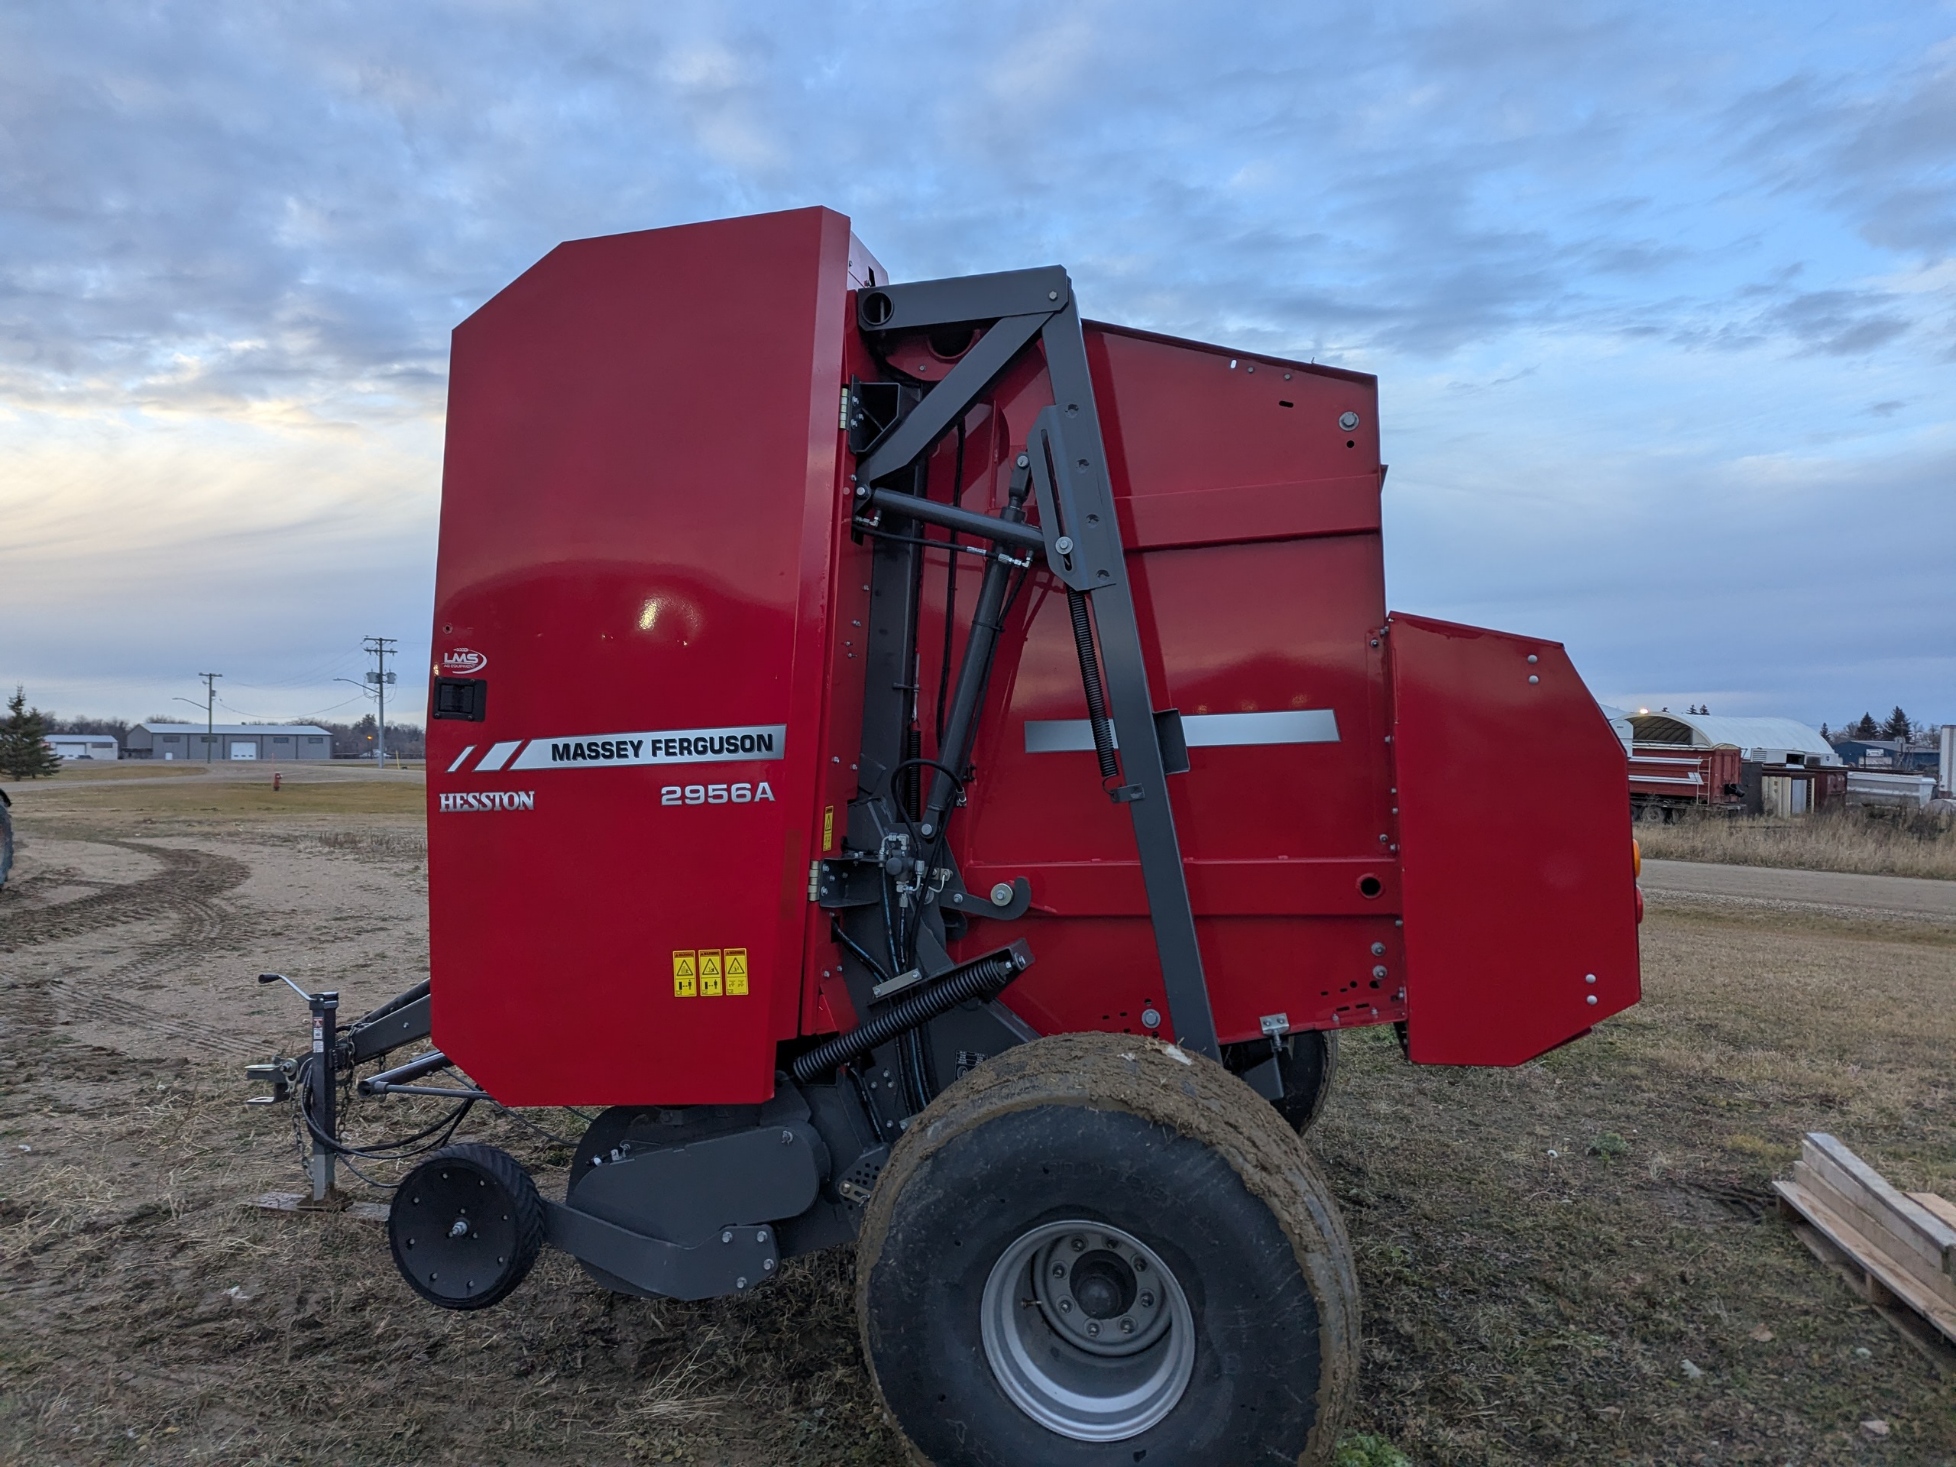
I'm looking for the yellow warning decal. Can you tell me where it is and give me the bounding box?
[672,950,697,998]
[822,805,835,853]
[700,949,724,997]
[725,948,749,996]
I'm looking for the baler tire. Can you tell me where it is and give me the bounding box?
[1225,1028,1341,1135]
[856,1032,1359,1466]
[389,1143,544,1311]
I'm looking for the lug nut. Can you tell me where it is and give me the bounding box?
[1086,1321,1100,1337]
[1140,1291,1154,1308]
[1121,1318,1136,1334]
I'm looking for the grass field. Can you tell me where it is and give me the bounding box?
[2,772,1953,1464]
[1639,806,1956,881]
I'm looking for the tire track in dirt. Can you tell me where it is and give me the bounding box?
[0,841,248,951]
[1,840,261,1060]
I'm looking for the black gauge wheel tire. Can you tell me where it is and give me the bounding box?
[857,1032,1359,1466]
[389,1143,544,1310]
[1224,1028,1340,1134]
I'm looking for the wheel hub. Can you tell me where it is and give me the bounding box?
[980,1218,1195,1442]
[1031,1232,1171,1356]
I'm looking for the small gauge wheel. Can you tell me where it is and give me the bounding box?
[388,1143,543,1310]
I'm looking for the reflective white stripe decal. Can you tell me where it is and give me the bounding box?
[446,745,476,773]
[475,740,524,772]
[1025,709,1339,754]
[507,724,787,771]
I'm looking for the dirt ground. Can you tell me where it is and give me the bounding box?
[2,763,1953,1466]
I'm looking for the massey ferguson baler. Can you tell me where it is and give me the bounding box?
[249,206,1640,1465]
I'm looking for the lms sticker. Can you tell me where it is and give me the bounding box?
[442,647,488,675]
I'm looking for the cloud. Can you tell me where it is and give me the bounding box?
[0,0,1952,722]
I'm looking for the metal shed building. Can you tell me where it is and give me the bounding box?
[46,733,121,761]
[127,723,332,762]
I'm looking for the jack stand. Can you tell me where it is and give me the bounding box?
[306,988,340,1203]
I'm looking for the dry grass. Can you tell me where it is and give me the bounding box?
[1640,806,1956,882]
[4,785,1955,1464]
[5,765,426,822]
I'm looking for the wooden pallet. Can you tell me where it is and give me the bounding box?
[1774,1133,1956,1372]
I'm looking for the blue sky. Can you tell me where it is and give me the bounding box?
[1,1,1951,731]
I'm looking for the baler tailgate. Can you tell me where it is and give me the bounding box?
[1389,613,1640,1064]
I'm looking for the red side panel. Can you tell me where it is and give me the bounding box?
[1388,614,1639,1064]
[426,208,852,1106]
[946,326,1405,1044]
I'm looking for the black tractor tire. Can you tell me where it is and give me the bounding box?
[1223,1028,1340,1135]
[856,1032,1359,1467]
[389,1143,545,1311]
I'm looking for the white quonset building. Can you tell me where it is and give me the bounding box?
[1626,712,1840,766]
[127,723,332,761]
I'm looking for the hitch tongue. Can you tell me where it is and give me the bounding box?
[244,1058,292,1106]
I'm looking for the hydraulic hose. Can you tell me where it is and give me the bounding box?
[792,942,1033,1083]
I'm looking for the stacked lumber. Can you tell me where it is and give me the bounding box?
[1775,1133,1956,1369]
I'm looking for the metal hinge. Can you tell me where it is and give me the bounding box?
[808,860,822,902]
[838,385,850,431]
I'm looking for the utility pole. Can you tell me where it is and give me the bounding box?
[199,672,221,762]
[363,637,397,769]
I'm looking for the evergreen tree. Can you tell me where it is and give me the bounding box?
[1819,723,1830,740]
[1852,712,1880,739]
[1881,706,1912,741]
[0,686,62,779]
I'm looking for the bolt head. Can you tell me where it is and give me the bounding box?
[1587,995,1598,1005]
[721,1230,734,1245]
[1048,289,1059,300]
[990,882,1015,907]
[1339,411,1361,430]
[1141,1007,1162,1029]
[1054,535,1075,554]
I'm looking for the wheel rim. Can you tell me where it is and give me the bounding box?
[979,1218,1196,1442]
[392,1159,522,1304]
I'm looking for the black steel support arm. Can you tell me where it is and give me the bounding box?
[855,311,1048,485]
